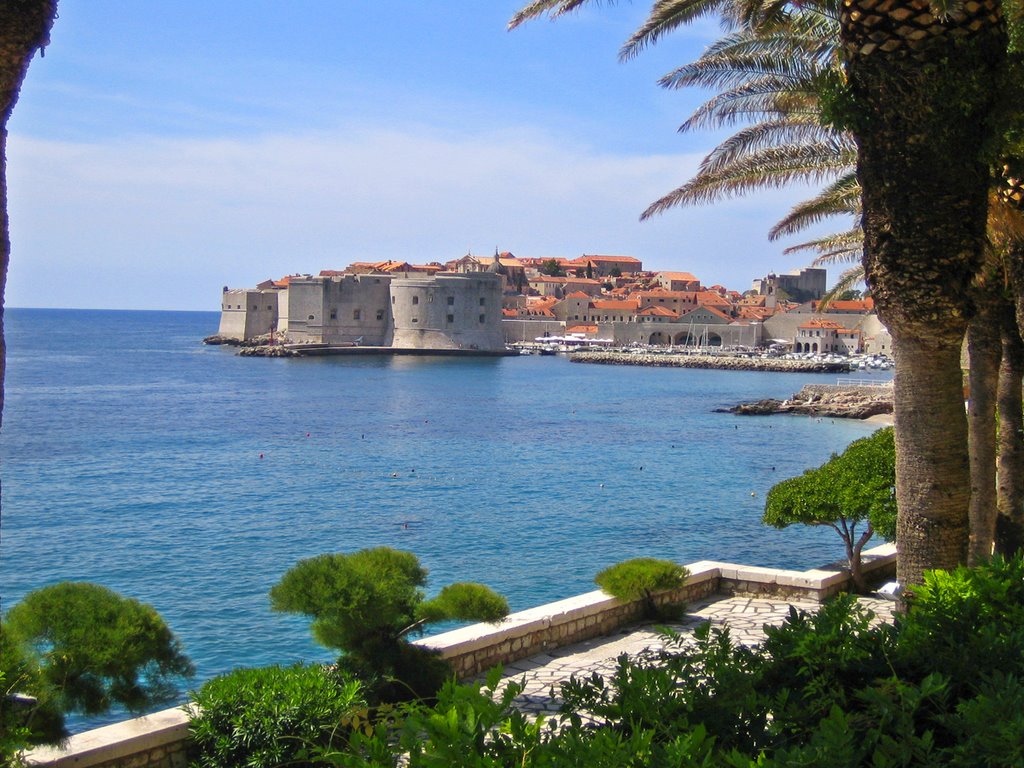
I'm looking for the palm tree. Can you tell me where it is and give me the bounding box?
[513,0,1010,584]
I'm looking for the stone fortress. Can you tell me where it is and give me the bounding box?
[218,268,507,354]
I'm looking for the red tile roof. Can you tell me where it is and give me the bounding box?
[591,299,639,311]
[637,306,680,318]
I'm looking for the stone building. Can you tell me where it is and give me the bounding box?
[751,267,827,305]
[218,287,282,340]
[217,271,506,352]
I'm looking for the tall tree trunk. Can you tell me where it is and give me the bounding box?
[996,294,1024,554]
[0,2,59,565]
[967,290,1002,564]
[0,0,58,428]
[840,0,1006,585]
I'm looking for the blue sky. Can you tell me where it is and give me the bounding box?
[6,1,840,311]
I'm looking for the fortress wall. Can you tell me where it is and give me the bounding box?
[390,273,504,351]
[285,275,393,346]
[217,289,279,341]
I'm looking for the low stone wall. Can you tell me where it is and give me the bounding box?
[418,544,896,679]
[25,706,190,768]
[24,545,896,768]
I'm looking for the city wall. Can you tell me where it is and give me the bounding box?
[24,545,896,768]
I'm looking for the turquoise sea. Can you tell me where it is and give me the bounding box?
[0,308,890,731]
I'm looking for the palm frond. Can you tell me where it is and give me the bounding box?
[661,47,825,92]
[620,0,744,60]
[701,120,846,176]
[817,265,867,309]
[509,0,612,29]
[769,173,860,238]
[680,80,822,131]
[641,142,852,218]
[781,229,863,260]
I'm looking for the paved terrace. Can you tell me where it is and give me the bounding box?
[497,594,897,719]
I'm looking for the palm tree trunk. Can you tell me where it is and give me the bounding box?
[996,297,1024,554]
[890,338,972,582]
[967,298,1001,564]
[841,0,1006,585]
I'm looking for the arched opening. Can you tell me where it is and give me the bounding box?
[648,331,670,346]
[706,332,723,347]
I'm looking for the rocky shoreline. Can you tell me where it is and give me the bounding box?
[203,334,298,357]
[719,383,894,420]
[570,350,852,373]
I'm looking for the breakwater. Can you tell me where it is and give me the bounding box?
[571,350,851,373]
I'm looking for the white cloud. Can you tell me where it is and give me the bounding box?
[6,125,833,310]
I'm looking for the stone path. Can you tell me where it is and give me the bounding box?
[496,594,896,719]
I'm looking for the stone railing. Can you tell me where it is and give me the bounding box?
[24,544,896,768]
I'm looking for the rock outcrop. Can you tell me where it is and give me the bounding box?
[237,345,299,358]
[721,384,894,420]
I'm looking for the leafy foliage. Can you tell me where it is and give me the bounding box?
[1,628,64,758]
[594,558,688,601]
[301,556,1024,766]
[764,427,895,591]
[417,583,509,625]
[270,548,429,654]
[269,548,507,703]
[3,583,193,719]
[187,664,365,768]
[595,558,689,620]
[538,259,565,277]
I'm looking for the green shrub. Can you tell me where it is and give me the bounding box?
[187,664,364,768]
[594,558,689,619]
[764,427,896,593]
[2,582,192,759]
[269,548,508,704]
[4,583,194,718]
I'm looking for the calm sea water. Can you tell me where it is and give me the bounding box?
[0,308,889,731]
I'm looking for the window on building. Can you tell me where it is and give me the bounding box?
[391,296,396,304]
[479,314,486,323]
[412,296,419,305]
[308,314,315,321]
[267,305,273,311]
[447,296,455,306]
[479,297,486,306]
[412,318,419,324]
[428,295,434,303]
[353,309,361,320]
[329,309,337,320]
[376,309,384,321]
[252,305,258,310]
[447,314,454,323]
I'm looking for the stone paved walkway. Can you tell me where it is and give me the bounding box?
[496,594,897,718]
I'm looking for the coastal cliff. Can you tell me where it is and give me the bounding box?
[720,383,894,419]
